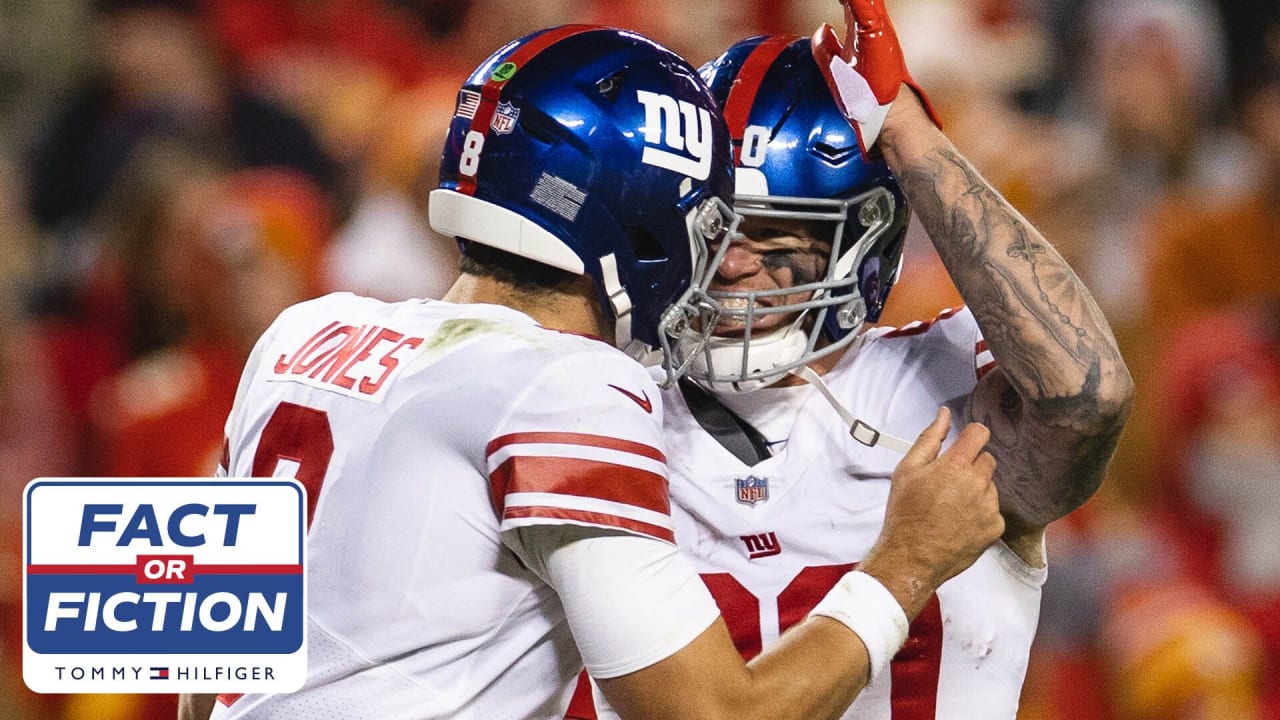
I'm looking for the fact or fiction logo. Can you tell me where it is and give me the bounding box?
[23,479,307,694]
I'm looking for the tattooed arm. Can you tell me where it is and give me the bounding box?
[878,91,1134,547]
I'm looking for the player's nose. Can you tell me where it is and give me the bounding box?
[714,241,764,282]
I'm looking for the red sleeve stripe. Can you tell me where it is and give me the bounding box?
[501,506,676,544]
[505,492,673,532]
[722,35,794,164]
[975,340,996,379]
[882,305,965,339]
[488,442,666,482]
[487,432,666,464]
[457,24,600,195]
[488,456,669,518]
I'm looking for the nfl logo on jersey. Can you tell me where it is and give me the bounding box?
[490,102,520,134]
[735,476,769,506]
[22,478,307,694]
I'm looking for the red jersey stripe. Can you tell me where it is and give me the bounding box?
[891,593,944,719]
[458,24,599,195]
[488,456,670,517]
[503,506,676,544]
[486,432,666,463]
[564,671,598,720]
[722,35,794,163]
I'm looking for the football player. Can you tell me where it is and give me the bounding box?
[573,1,1134,718]
[180,23,1004,720]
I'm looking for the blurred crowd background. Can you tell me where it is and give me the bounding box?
[1,0,1278,717]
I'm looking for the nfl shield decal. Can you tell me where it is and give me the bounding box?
[735,476,769,506]
[491,102,520,134]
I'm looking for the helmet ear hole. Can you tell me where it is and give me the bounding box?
[627,226,667,261]
[595,70,627,102]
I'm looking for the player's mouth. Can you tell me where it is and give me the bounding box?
[712,296,785,336]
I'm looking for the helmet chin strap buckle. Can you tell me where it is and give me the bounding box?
[598,253,633,318]
[789,366,913,455]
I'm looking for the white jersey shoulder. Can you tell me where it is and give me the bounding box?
[644,305,1045,720]
[215,292,672,720]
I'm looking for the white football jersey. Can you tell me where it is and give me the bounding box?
[211,292,676,720]
[662,307,1045,720]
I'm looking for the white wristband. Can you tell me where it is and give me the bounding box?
[808,570,910,684]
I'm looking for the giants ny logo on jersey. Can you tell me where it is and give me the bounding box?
[740,532,781,559]
[23,479,307,694]
[637,90,712,180]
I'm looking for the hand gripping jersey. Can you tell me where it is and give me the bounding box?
[663,308,1044,720]
[211,293,683,720]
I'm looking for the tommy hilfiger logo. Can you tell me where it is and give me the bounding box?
[741,532,781,559]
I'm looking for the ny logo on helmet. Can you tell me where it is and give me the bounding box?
[637,90,712,181]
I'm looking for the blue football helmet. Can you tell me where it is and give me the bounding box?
[429,25,738,386]
[691,35,911,391]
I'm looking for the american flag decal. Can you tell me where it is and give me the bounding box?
[455,90,481,120]
[150,667,169,680]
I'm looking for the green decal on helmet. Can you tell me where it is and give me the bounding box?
[491,62,518,82]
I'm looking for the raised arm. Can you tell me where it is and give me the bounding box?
[880,98,1133,535]
[814,0,1133,539]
